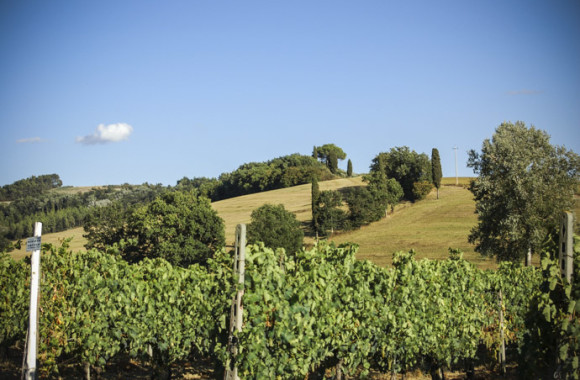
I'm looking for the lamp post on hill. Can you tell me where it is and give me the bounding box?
[453,146,458,185]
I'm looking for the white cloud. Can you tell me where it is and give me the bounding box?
[16,137,43,144]
[76,123,134,145]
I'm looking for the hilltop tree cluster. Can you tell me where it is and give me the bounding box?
[0,174,62,201]
[312,144,347,174]
[177,153,337,201]
[311,171,405,238]
[370,146,433,201]
[311,146,439,238]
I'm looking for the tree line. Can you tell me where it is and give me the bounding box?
[176,152,339,201]
[0,174,62,201]
[0,182,167,251]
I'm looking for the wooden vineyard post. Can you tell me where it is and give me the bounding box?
[24,222,42,380]
[225,224,246,380]
[498,289,506,375]
[559,211,574,283]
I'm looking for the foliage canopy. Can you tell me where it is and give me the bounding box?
[467,121,580,262]
[314,143,347,174]
[371,146,431,201]
[85,191,225,267]
[247,203,304,255]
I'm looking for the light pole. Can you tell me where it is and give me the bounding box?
[453,146,458,185]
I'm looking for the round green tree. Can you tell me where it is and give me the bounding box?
[247,203,304,255]
[125,191,225,267]
[468,121,580,263]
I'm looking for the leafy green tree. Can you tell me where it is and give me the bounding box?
[85,191,225,267]
[364,170,397,217]
[467,121,580,263]
[411,181,433,201]
[346,171,404,227]
[315,190,347,237]
[384,177,404,213]
[247,204,304,255]
[370,147,431,201]
[347,159,353,177]
[431,148,442,199]
[0,225,14,253]
[125,191,225,267]
[84,202,132,252]
[344,187,378,228]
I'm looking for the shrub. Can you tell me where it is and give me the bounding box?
[412,181,433,201]
[247,204,304,255]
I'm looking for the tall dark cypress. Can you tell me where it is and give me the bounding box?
[431,148,442,199]
[311,176,320,237]
[347,159,353,177]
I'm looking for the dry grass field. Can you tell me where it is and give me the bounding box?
[331,184,497,268]
[9,227,87,261]
[212,176,504,269]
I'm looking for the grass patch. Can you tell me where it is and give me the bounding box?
[50,186,105,195]
[330,185,501,268]
[441,177,474,186]
[10,227,87,260]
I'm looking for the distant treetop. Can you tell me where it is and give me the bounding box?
[0,174,62,201]
[314,143,347,174]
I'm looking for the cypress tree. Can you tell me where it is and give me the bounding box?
[431,148,443,199]
[347,159,353,177]
[311,176,320,238]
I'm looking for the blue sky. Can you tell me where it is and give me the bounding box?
[1,0,579,187]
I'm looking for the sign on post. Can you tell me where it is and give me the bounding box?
[26,236,41,252]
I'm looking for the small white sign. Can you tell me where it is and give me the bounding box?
[26,236,42,252]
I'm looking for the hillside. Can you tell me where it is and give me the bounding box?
[212,176,501,268]
[332,184,492,267]
[211,176,364,243]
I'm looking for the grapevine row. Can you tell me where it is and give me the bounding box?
[1,238,578,378]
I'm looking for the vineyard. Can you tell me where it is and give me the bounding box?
[1,237,579,379]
